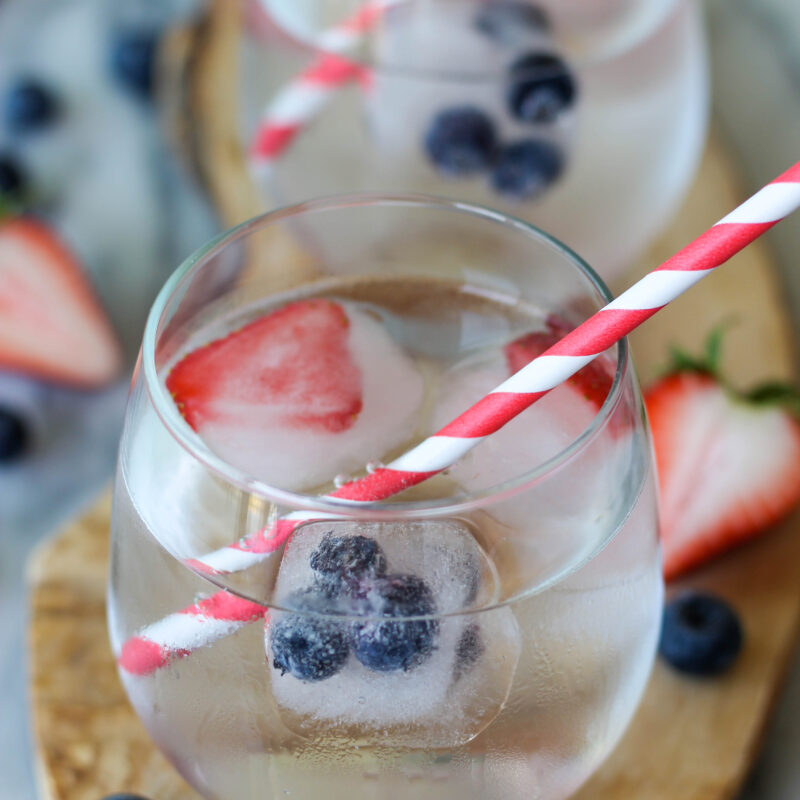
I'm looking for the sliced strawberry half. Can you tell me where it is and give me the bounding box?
[505,314,614,410]
[645,362,800,580]
[167,298,363,435]
[0,217,122,387]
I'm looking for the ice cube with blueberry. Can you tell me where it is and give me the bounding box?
[364,0,575,202]
[265,520,521,747]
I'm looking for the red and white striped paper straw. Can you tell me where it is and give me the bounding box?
[117,161,800,677]
[250,0,398,170]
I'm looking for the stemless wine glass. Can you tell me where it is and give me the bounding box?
[108,195,662,800]
[243,0,708,280]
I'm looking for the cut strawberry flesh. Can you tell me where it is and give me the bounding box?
[168,299,362,434]
[0,218,122,387]
[646,372,800,579]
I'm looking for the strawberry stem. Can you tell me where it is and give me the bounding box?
[665,319,739,379]
[0,196,25,223]
[661,324,800,416]
[745,382,800,417]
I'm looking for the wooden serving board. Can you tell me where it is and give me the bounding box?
[27,136,800,800]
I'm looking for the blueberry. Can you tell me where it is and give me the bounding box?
[0,154,25,200]
[0,406,29,463]
[310,533,387,593]
[659,592,743,677]
[475,1,550,43]
[110,30,159,99]
[453,623,485,681]
[424,107,497,177]
[490,139,564,199]
[351,574,438,672]
[4,80,60,133]
[507,52,577,124]
[100,795,152,800]
[270,587,349,681]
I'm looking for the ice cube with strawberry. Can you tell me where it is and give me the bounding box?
[431,314,615,490]
[166,298,425,492]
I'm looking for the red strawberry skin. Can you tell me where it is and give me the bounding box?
[0,218,122,387]
[645,371,800,579]
[167,299,363,435]
[505,315,614,410]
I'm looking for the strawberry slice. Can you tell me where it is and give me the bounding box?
[645,357,800,580]
[504,314,614,410]
[0,217,122,387]
[168,299,363,434]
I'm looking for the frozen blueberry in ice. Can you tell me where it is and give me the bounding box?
[475,1,550,43]
[0,406,30,463]
[4,79,60,133]
[454,623,485,681]
[271,587,349,682]
[110,29,159,99]
[659,592,743,677]
[310,533,387,594]
[491,139,563,199]
[461,551,482,606]
[424,107,497,176]
[351,574,438,672]
[0,154,26,200]
[507,52,576,124]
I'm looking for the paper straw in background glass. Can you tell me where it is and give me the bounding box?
[118,161,800,677]
[249,0,400,172]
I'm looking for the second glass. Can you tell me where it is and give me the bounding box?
[243,0,708,280]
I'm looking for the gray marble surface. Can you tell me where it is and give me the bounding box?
[1,2,799,799]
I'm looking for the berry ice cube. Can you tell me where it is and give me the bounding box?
[166,299,425,491]
[265,520,521,748]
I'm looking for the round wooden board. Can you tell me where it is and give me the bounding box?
[28,4,800,798]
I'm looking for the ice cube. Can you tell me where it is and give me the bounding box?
[365,3,507,167]
[193,303,425,492]
[431,352,597,491]
[432,348,641,595]
[265,519,521,748]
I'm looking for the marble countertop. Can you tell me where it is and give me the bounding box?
[1,1,800,798]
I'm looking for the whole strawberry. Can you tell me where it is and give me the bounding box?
[645,329,800,580]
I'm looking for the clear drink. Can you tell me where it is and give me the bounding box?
[243,0,708,279]
[108,196,662,799]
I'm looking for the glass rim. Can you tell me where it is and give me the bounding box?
[142,192,629,519]
[266,0,678,78]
